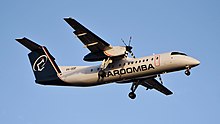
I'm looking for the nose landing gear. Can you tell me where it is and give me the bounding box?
[185,66,191,76]
[185,70,191,76]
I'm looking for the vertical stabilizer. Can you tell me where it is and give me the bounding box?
[16,37,64,85]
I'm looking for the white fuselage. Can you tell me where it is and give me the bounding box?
[58,52,200,86]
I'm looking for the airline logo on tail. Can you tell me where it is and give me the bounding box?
[33,55,48,71]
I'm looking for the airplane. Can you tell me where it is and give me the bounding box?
[16,17,200,99]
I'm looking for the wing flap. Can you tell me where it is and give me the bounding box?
[142,78,173,95]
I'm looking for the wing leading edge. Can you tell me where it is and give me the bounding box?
[64,17,110,53]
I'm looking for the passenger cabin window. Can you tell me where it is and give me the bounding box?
[171,52,187,56]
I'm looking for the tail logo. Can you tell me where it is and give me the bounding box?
[33,55,48,71]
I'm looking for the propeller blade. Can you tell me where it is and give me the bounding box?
[130,51,136,58]
[121,38,127,46]
[128,36,132,46]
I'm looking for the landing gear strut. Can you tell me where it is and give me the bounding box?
[157,74,163,84]
[98,58,112,78]
[128,81,139,99]
[185,66,191,76]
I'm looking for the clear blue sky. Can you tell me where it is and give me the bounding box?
[1,0,219,123]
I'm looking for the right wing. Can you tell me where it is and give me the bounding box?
[117,76,173,95]
[141,78,173,95]
[64,17,110,53]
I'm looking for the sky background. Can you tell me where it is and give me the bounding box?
[1,0,220,123]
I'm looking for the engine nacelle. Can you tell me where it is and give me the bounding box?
[83,46,127,62]
[103,46,126,57]
[83,52,108,61]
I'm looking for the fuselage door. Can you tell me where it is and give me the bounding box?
[154,55,160,67]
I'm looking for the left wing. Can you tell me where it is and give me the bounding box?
[141,78,173,95]
[64,17,110,53]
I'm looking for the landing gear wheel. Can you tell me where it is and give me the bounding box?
[128,92,136,99]
[185,70,191,76]
[98,70,106,78]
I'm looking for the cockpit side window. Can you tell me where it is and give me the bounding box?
[171,52,187,56]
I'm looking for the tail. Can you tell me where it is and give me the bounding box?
[16,37,65,86]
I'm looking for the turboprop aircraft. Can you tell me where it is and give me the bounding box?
[16,17,200,99]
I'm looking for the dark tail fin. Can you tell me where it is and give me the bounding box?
[16,37,63,85]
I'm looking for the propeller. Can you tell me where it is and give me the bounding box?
[121,36,136,58]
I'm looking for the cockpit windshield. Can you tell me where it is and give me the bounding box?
[171,52,187,56]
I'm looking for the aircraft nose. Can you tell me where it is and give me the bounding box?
[189,57,200,67]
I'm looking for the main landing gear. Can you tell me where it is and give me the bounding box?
[128,92,136,99]
[128,76,164,100]
[185,66,191,76]
[128,81,139,99]
[98,58,112,78]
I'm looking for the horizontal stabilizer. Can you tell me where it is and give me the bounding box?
[16,37,41,51]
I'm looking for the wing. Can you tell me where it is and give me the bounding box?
[116,76,173,95]
[141,78,173,95]
[64,17,110,53]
